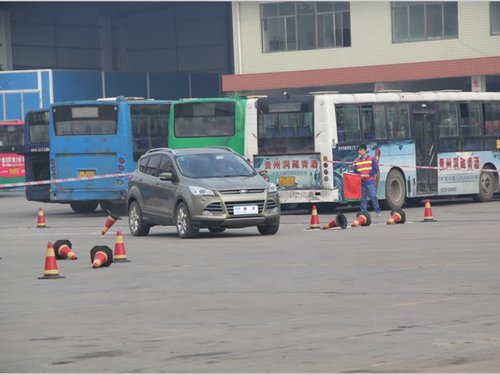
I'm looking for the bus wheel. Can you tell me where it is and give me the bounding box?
[474,167,495,202]
[70,202,99,214]
[128,201,150,236]
[383,169,406,210]
[175,202,199,239]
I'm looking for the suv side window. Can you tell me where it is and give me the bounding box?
[145,154,162,177]
[159,155,173,174]
[138,156,149,174]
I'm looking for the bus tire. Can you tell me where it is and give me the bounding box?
[473,167,495,202]
[383,169,406,210]
[128,201,150,236]
[70,202,99,214]
[175,202,199,239]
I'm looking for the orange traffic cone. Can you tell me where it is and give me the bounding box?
[351,211,372,227]
[90,246,113,268]
[422,198,437,222]
[54,240,78,260]
[38,242,64,279]
[386,209,406,225]
[113,231,131,263]
[37,208,47,228]
[101,211,121,235]
[308,205,321,230]
[322,212,348,230]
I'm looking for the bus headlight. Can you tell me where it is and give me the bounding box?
[189,186,215,196]
[268,182,277,193]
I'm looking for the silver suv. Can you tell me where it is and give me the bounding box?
[127,147,280,238]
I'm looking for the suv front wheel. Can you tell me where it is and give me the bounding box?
[128,201,150,236]
[257,220,280,235]
[176,202,199,238]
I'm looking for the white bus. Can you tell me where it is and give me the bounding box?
[244,91,500,209]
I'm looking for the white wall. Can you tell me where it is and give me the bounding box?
[232,1,500,74]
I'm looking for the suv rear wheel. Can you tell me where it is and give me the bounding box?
[176,202,199,238]
[128,201,150,236]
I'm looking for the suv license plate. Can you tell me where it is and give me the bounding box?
[234,205,258,215]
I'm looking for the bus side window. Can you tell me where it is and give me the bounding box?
[483,103,500,135]
[336,105,360,142]
[437,103,459,137]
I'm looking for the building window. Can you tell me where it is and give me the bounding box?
[492,2,500,35]
[261,2,350,52]
[392,2,458,43]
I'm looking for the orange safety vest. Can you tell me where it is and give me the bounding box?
[354,156,376,181]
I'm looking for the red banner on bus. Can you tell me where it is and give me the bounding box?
[0,153,25,178]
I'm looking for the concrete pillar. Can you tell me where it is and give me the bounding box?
[0,11,13,71]
[471,75,486,92]
[99,16,113,71]
[118,18,128,71]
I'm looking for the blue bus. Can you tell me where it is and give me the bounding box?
[24,109,50,202]
[49,97,172,213]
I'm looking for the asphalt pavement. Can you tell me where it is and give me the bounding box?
[1,191,500,372]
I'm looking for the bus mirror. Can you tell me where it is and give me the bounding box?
[159,172,173,181]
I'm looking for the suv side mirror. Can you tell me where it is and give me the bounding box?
[159,172,174,181]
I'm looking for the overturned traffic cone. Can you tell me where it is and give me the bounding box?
[90,246,113,268]
[308,205,321,230]
[38,242,64,279]
[101,211,121,235]
[54,240,78,260]
[351,211,371,227]
[422,198,437,222]
[37,208,47,228]
[113,231,131,263]
[386,209,406,225]
[322,212,348,230]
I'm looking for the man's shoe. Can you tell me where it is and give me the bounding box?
[376,212,381,217]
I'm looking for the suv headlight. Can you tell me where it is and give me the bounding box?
[268,182,277,193]
[189,186,215,196]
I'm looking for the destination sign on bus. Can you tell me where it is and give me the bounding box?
[253,154,321,190]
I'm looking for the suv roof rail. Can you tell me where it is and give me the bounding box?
[144,147,176,155]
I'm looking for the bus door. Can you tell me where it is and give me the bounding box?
[412,103,438,195]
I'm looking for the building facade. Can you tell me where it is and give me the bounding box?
[223,1,500,95]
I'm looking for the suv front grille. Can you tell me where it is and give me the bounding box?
[220,189,265,195]
[204,202,224,214]
[266,198,278,210]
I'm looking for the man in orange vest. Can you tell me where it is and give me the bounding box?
[353,144,381,216]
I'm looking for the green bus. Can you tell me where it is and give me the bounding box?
[168,96,252,155]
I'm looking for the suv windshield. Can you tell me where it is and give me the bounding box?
[176,152,256,178]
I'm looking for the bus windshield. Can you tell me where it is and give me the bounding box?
[257,96,314,155]
[53,105,118,135]
[0,122,24,149]
[174,101,235,137]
